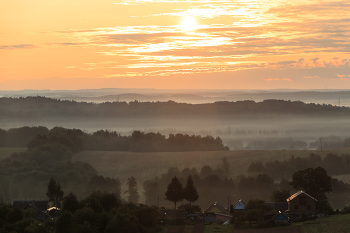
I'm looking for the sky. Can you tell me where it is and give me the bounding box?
[0,0,350,90]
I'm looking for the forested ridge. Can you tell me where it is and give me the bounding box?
[1,96,350,120]
[0,127,228,152]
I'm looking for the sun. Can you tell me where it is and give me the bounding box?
[179,17,198,31]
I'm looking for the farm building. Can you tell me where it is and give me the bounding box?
[201,202,232,223]
[287,190,318,215]
[271,212,290,225]
[13,200,51,221]
[233,199,246,211]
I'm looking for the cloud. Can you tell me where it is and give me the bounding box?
[304,76,320,79]
[100,32,184,44]
[264,78,292,82]
[0,44,37,50]
[311,58,320,65]
[336,74,350,78]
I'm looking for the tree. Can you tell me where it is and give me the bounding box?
[183,175,199,205]
[62,193,79,213]
[220,156,230,177]
[245,199,273,225]
[165,176,184,209]
[271,189,291,202]
[126,176,139,204]
[289,167,332,202]
[56,211,73,233]
[46,177,64,207]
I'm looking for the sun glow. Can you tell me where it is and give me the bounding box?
[179,17,198,31]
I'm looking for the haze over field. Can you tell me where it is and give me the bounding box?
[2,88,350,106]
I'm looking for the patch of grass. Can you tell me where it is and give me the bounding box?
[301,214,350,233]
[160,225,172,233]
[203,224,234,233]
[0,147,26,160]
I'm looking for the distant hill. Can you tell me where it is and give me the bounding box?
[0,97,349,121]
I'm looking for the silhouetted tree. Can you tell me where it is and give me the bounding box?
[62,193,79,213]
[289,167,332,202]
[165,176,184,209]
[184,175,199,205]
[220,156,230,177]
[46,177,64,207]
[270,189,291,202]
[56,211,74,233]
[126,176,139,204]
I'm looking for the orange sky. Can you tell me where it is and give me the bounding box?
[1,0,350,90]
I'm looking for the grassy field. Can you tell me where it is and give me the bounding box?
[72,148,350,190]
[163,214,350,233]
[301,214,350,233]
[0,147,26,160]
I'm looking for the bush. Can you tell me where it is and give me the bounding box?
[230,212,245,228]
[178,204,201,214]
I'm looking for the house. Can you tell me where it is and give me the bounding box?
[201,202,232,223]
[13,200,48,212]
[287,191,317,215]
[233,199,246,211]
[47,207,60,218]
[13,200,51,221]
[271,212,290,225]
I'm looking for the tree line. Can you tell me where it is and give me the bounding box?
[1,97,350,121]
[247,153,350,178]
[0,177,160,233]
[142,161,349,210]
[1,166,348,233]
[0,126,228,152]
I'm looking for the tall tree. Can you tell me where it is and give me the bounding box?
[165,176,184,209]
[183,175,199,206]
[126,176,139,203]
[289,167,332,202]
[46,177,64,207]
[220,156,230,177]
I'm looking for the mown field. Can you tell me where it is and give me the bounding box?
[0,148,26,160]
[72,148,350,188]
